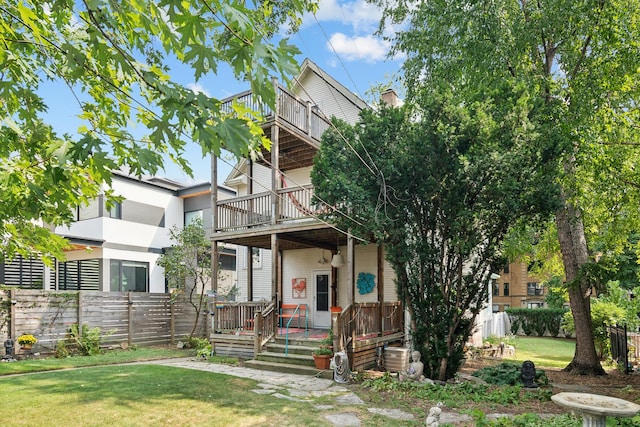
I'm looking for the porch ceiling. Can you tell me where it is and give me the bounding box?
[257,125,319,171]
[213,226,348,251]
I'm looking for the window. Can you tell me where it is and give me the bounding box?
[58,259,100,290]
[185,210,203,225]
[110,260,148,292]
[503,264,509,274]
[527,302,544,309]
[107,201,122,219]
[0,255,44,289]
[492,304,500,313]
[492,283,499,296]
[503,304,510,310]
[503,282,510,296]
[527,282,544,296]
[77,198,100,220]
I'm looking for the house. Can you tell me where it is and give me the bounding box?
[0,172,237,294]
[492,261,547,312]
[209,59,405,370]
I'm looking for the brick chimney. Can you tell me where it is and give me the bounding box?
[381,88,400,107]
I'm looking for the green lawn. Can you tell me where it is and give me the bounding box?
[501,336,576,368]
[0,347,190,376]
[0,364,330,427]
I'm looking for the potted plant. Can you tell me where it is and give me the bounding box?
[312,344,333,369]
[17,334,37,350]
[312,332,334,369]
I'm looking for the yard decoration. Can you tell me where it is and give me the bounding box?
[17,334,37,349]
[356,272,375,294]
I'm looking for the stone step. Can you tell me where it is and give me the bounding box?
[265,342,317,356]
[243,359,333,379]
[273,336,327,347]
[255,351,315,366]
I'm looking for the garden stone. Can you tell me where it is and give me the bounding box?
[324,412,361,426]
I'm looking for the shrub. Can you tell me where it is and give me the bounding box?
[69,323,104,356]
[472,362,549,387]
[506,308,567,337]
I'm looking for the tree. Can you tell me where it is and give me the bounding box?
[370,0,640,375]
[0,0,317,262]
[312,90,557,381]
[157,218,212,338]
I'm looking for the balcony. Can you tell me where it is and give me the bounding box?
[216,184,322,232]
[221,82,331,171]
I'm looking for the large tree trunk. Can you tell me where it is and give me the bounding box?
[556,197,605,375]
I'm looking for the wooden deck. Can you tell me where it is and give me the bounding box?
[209,299,404,371]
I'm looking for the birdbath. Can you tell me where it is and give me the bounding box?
[552,392,640,427]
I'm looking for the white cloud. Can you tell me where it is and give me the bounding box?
[187,83,210,96]
[327,33,389,63]
[308,0,382,33]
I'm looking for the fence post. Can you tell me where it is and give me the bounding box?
[9,288,16,339]
[170,298,175,345]
[254,310,263,355]
[127,292,133,347]
[77,291,83,337]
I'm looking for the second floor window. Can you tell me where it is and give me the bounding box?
[493,283,499,296]
[527,282,544,296]
[503,282,510,296]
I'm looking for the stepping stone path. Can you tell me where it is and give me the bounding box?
[149,358,417,426]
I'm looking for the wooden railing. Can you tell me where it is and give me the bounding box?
[333,302,404,351]
[254,301,276,354]
[217,185,323,231]
[211,300,269,332]
[220,83,330,141]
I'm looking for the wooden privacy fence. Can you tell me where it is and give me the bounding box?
[0,289,204,355]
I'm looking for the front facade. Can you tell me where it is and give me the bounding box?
[210,59,404,368]
[492,261,546,312]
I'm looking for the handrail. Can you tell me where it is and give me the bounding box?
[284,303,308,355]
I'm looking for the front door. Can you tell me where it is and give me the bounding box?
[313,270,331,328]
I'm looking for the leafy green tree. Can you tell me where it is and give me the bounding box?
[312,90,558,381]
[0,0,317,262]
[370,0,640,376]
[157,218,212,338]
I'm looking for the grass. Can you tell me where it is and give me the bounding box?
[500,336,575,368]
[0,346,190,376]
[0,364,329,427]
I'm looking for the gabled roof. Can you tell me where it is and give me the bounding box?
[292,58,368,111]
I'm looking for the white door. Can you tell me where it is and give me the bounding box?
[313,270,331,328]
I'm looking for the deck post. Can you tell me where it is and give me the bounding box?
[254,309,263,354]
[211,154,219,331]
[378,244,384,336]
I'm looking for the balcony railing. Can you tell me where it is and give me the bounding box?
[216,184,323,231]
[220,83,330,141]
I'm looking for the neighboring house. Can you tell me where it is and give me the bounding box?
[1,172,236,294]
[210,59,405,370]
[492,261,546,311]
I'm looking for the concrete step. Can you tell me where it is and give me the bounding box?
[255,351,315,366]
[265,342,317,356]
[244,359,333,379]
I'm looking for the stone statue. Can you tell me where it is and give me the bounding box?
[425,406,441,427]
[521,360,538,388]
[405,350,424,381]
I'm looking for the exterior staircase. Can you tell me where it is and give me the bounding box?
[243,336,333,378]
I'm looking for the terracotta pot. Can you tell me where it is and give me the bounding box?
[330,306,342,313]
[21,344,32,351]
[313,354,332,370]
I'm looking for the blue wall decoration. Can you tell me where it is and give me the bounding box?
[357,272,376,294]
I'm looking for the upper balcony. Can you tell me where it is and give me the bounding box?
[214,81,336,244]
[221,80,331,171]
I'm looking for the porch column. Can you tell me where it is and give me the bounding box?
[271,234,280,334]
[247,246,254,301]
[377,244,384,336]
[271,78,280,227]
[210,154,218,335]
[348,233,355,305]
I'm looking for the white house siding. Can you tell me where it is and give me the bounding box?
[294,72,362,125]
[236,247,272,302]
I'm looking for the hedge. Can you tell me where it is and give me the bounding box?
[505,307,568,337]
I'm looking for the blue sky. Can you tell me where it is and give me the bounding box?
[42,0,405,185]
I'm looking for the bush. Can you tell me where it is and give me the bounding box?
[69,323,105,356]
[506,308,567,337]
[472,362,549,387]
